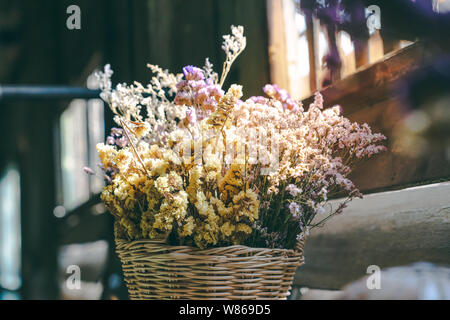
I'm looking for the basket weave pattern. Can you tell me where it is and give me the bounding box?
[115,235,305,300]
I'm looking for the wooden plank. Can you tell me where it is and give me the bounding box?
[15,1,65,300]
[302,42,426,113]
[312,17,326,90]
[353,37,369,68]
[305,14,317,93]
[280,0,309,99]
[382,36,401,55]
[368,30,384,63]
[336,31,356,79]
[266,0,290,92]
[294,181,450,290]
[54,0,108,85]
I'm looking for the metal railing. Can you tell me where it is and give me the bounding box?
[0,85,101,101]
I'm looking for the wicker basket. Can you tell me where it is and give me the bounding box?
[114,229,305,300]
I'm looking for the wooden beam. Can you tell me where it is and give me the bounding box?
[382,36,401,55]
[305,14,317,93]
[302,42,426,112]
[368,30,384,63]
[266,0,290,91]
[353,37,369,68]
[294,181,450,290]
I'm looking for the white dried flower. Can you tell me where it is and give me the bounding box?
[96,64,185,145]
[203,58,218,84]
[219,25,246,87]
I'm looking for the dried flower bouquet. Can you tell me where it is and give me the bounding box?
[94,25,387,251]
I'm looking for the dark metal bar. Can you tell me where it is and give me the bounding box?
[0,85,101,101]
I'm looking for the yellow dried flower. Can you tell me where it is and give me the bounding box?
[179,216,195,237]
[129,121,150,138]
[232,190,259,222]
[210,197,232,218]
[218,161,244,202]
[207,84,242,129]
[194,214,220,249]
[194,191,215,217]
[220,221,235,238]
[97,143,117,170]
[231,223,253,245]
[236,223,252,234]
[186,165,203,203]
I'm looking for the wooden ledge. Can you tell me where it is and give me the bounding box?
[294,181,450,290]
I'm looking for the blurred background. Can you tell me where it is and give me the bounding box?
[0,0,449,300]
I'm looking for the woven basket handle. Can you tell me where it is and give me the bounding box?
[295,237,306,254]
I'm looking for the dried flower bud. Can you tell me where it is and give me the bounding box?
[83,167,96,176]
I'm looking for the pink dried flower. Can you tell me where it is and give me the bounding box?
[286,184,302,197]
[186,107,197,124]
[263,83,301,111]
[263,84,277,98]
[249,96,267,104]
[289,202,302,218]
[175,65,224,119]
[228,87,386,246]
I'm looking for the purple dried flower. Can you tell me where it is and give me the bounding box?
[98,163,119,185]
[183,65,205,81]
[106,136,115,145]
[288,202,302,218]
[105,128,128,148]
[175,65,223,116]
[207,85,224,99]
[115,137,128,148]
[110,127,123,137]
[202,97,218,112]
[286,184,302,197]
[83,167,96,176]
[263,84,277,98]
[277,88,290,101]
